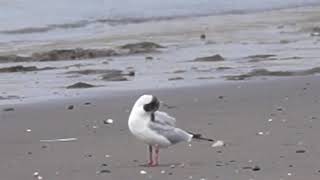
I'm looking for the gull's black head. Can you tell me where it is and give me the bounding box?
[143,95,160,112]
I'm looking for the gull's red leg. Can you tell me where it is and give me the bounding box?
[154,145,160,166]
[148,145,153,166]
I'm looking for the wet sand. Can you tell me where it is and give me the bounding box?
[1,75,320,180]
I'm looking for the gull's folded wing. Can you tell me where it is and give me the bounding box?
[154,111,176,127]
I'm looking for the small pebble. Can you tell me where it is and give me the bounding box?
[252,166,261,171]
[170,164,176,169]
[67,105,74,110]
[160,170,166,174]
[268,118,273,122]
[37,176,43,180]
[33,172,39,176]
[212,140,225,147]
[105,154,111,158]
[26,129,32,132]
[288,172,292,176]
[168,172,173,175]
[296,150,306,153]
[3,107,15,111]
[140,170,147,175]
[257,132,264,135]
[99,169,111,174]
[104,119,114,124]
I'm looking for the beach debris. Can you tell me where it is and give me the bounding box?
[33,172,39,177]
[32,48,117,61]
[212,140,225,147]
[40,138,78,142]
[3,107,15,112]
[120,42,164,54]
[140,170,147,175]
[105,154,111,158]
[0,65,55,73]
[311,27,320,36]
[0,55,32,63]
[225,67,320,80]
[287,172,292,176]
[97,169,111,174]
[168,77,184,81]
[257,131,264,135]
[145,56,153,60]
[172,70,186,74]
[252,165,261,171]
[160,170,166,174]
[26,129,32,132]
[268,118,273,122]
[33,171,43,180]
[103,119,114,124]
[246,54,277,62]
[66,82,96,89]
[200,34,206,40]
[170,164,176,169]
[295,149,306,153]
[192,54,224,62]
[66,105,74,110]
[100,70,130,81]
[217,66,232,71]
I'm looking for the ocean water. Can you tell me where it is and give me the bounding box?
[0,0,319,44]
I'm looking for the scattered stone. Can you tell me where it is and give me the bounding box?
[101,163,108,167]
[225,67,320,80]
[246,54,277,62]
[252,166,261,171]
[311,27,320,36]
[172,70,186,74]
[27,152,32,155]
[0,55,32,63]
[26,129,32,132]
[296,149,306,153]
[218,96,224,99]
[140,170,147,175]
[168,172,173,175]
[98,169,111,174]
[3,107,15,111]
[67,105,74,110]
[84,102,91,105]
[145,56,153,60]
[280,40,290,44]
[168,77,184,81]
[32,48,117,61]
[197,77,215,80]
[170,164,176,169]
[160,170,166,174]
[66,82,96,89]
[103,119,114,124]
[217,67,232,70]
[41,145,47,149]
[193,54,225,62]
[100,70,129,81]
[66,69,118,75]
[120,42,164,54]
[200,34,206,40]
[0,65,55,73]
[212,140,225,147]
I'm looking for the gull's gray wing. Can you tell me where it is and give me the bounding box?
[153,111,176,127]
[149,120,191,144]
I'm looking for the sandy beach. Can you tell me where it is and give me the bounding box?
[1,75,320,180]
[1,3,320,180]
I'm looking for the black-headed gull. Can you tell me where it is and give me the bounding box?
[128,94,213,166]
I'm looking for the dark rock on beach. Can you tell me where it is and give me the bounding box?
[225,67,320,80]
[119,42,164,54]
[246,54,277,62]
[32,48,117,61]
[66,82,96,89]
[0,65,55,73]
[193,54,225,62]
[0,55,32,63]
